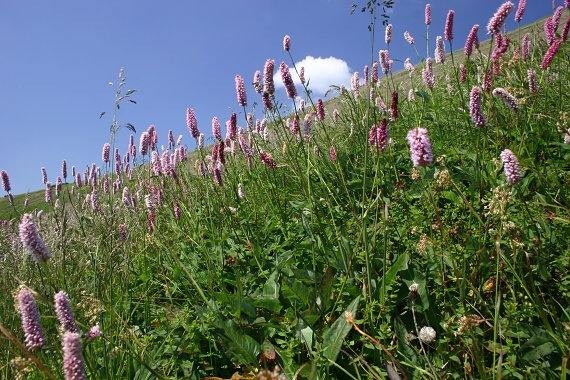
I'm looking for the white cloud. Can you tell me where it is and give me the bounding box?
[273,56,352,96]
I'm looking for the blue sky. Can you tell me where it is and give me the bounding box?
[0,1,555,195]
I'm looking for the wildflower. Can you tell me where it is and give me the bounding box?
[363,65,369,83]
[15,286,45,350]
[253,70,262,93]
[379,50,392,74]
[54,291,78,333]
[147,124,157,151]
[500,149,521,185]
[289,115,300,136]
[422,58,435,89]
[90,190,100,212]
[235,74,247,107]
[317,99,325,121]
[329,146,337,162]
[279,62,297,98]
[61,160,67,180]
[444,10,455,41]
[409,282,419,297]
[487,2,514,35]
[407,127,433,167]
[564,129,570,144]
[283,34,291,51]
[55,176,62,197]
[385,24,393,44]
[435,36,445,63]
[425,4,431,26]
[44,182,52,203]
[351,72,359,97]
[371,62,379,83]
[390,91,398,121]
[262,92,273,111]
[75,173,82,188]
[482,69,493,92]
[527,69,538,94]
[459,64,467,83]
[404,31,415,44]
[515,0,526,23]
[101,143,110,164]
[491,33,510,62]
[85,324,102,341]
[186,108,199,140]
[464,24,480,58]
[62,332,87,380]
[1,170,11,193]
[369,119,389,151]
[238,130,254,158]
[213,162,223,185]
[541,38,562,69]
[228,113,237,140]
[469,86,486,127]
[404,57,414,72]
[259,150,277,169]
[492,87,518,110]
[408,88,416,102]
[41,167,48,185]
[419,326,436,343]
[299,66,305,84]
[139,132,149,156]
[263,59,275,95]
[151,151,162,176]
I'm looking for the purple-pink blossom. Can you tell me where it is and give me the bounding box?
[263,59,275,95]
[385,24,393,44]
[404,31,415,45]
[444,10,455,41]
[500,149,521,185]
[283,35,291,52]
[527,69,538,94]
[15,286,45,350]
[62,331,87,380]
[1,170,11,193]
[464,24,480,58]
[317,99,325,121]
[541,38,562,69]
[235,74,247,107]
[212,117,222,140]
[493,87,518,110]
[102,143,110,164]
[369,119,389,151]
[422,58,435,90]
[253,70,262,93]
[279,62,297,99]
[425,4,432,26]
[259,150,277,170]
[54,291,78,333]
[515,0,526,22]
[487,2,514,35]
[186,108,199,140]
[407,128,433,167]
[469,86,486,127]
[435,36,445,63]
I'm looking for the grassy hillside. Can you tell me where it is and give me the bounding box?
[1,6,569,380]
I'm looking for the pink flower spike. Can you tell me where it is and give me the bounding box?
[15,286,45,350]
[212,117,222,140]
[540,38,562,69]
[186,108,199,140]
[385,24,393,44]
[404,31,415,45]
[1,170,11,193]
[487,2,514,35]
[279,62,297,99]
[235,74,247,107]
[515,0,526,23]
[283,35,291,51]
[464,24,480,58]
[425,4,432,26]
[500,149,521,185]
[263,59,275,95]
[469,86,486,127]
[406,127,433,167]
[54,291,78,333]
[62,331,87,380]
[444,10,455,41]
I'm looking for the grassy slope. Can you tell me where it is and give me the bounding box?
[0,17,549,221]
[0,14,569,379]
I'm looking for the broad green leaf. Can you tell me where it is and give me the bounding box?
[379,252,409,304]
[322,296,360,363]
